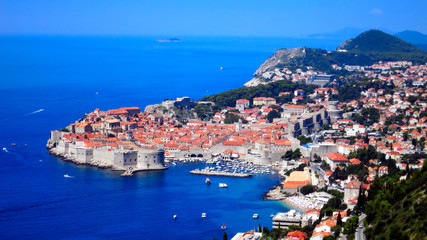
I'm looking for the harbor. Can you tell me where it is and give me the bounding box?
[188,159,277,178]
[190,169,252,178]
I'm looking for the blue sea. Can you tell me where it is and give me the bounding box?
[0,35,342,239]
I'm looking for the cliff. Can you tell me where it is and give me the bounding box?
[253,47,306,76]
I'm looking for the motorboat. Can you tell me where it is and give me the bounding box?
[221,224,226,229]
[206,178,211,185]
[253,214,259,219]
[173,215,177,220]
[201,213,206,218]
[219,183,228,188]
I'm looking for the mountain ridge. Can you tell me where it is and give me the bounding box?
[337,29,425,53]
[246,29,427,87]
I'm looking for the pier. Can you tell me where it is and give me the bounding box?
[189,169,252,178]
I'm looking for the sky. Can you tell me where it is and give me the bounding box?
[1,0,426,37]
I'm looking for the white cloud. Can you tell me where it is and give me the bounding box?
[369,8,383,15]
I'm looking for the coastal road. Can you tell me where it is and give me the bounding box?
[355,213,367,240]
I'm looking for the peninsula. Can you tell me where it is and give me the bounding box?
[47,30,427,239]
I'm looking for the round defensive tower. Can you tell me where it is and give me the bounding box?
[327,101,343,123]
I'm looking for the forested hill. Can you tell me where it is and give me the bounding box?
[337,29,425,53]
[364,162,427,240]
[250,30,427,83]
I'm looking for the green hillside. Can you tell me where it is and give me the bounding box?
[256,30,427,78]
[339,29,425,53]
[201,80,317,109]
[364,162,427,240]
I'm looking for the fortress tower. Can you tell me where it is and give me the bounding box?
[327,101,343,123]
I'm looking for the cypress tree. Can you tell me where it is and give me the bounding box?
[223,232,228,240]
[337,212,343,226]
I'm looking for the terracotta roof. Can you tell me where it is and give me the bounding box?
[326,152,348,162]
[286,230,307,240]
[345,180,361,189]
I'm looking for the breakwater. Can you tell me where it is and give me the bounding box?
[189,169,252,178]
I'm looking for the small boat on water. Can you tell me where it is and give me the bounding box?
[2,147,7,152]
[221,224,226,229]
[253,214,259,219]
[201,213,206,218]
[156,37,182,43]
[206,178,211,185]
[64,174,73,178]
[270,214,275,218]
[173,215,177,220]
[121,170,133,177]
[219,183,228,188]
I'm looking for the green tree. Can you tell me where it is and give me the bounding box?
[300,185,316,195]
[194,104,212,120]
[267,110,281,123]
[337,213,342,226]
[222,232,228,240]
[343,216,359,234]
[292,148,302,159]
[224,114,239,124]
[297,135,312,145]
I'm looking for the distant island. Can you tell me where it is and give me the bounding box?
[156,37,182,43]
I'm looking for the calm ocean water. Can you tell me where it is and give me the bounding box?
[0,36,341,239]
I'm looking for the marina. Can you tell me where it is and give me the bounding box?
[189,159,275,178]
[190,170,252,178]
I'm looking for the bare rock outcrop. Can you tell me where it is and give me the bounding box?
[253,47,306,76]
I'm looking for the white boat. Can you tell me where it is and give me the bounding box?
[2,147,7,152]
[64,174,73,178]
[221,224,226,229]
[253,214,259,219]
[219,183,228,188]
[173,215,177,220]
[201,213,206,218]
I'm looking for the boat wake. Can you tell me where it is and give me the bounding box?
[25,109,45,116]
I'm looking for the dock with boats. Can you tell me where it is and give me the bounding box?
[189,169,252,178]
